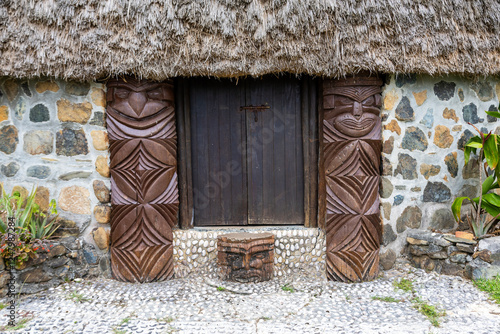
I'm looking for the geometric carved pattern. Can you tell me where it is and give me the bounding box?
[323,76,383,282]
[107,77,178,282]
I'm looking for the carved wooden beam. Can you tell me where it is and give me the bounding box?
[107,77,179,282]
[322,75,383,282]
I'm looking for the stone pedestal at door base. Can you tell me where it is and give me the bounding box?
[217,232,274,283]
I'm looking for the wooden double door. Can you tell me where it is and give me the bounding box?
[189,77,307,226]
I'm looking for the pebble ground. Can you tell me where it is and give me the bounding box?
[0,261,499,334]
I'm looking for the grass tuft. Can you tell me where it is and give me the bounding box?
[67,291,90,303]
[371,296,402,303]
[412,297,446,327]
[474,276,500,304]
[393,278,415,293]
[281,283,295,293]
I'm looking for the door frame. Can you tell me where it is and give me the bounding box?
[175,76,319,229]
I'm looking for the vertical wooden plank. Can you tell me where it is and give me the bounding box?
[183,79,194,229]
[318,80,326,230]
[308,78,319,228]
[301,79,311,227]
[175,78,188,229]
[190,78,247,226]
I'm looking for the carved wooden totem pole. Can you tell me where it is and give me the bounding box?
[322,75,383,282]
[107,77,178,282]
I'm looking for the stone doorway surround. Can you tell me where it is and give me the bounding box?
[106,75,383,283]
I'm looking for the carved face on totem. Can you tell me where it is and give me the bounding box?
[323,77,383,139]
[218,233,274,283]
[106,77,175,139]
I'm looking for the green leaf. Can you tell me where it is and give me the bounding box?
[482,193,500,207]
[485,110,500,119]
[465,141,483,149]
[464,146,476,165]
[482,175,496,195]
[484,135,500,170]
[452,197,470,222]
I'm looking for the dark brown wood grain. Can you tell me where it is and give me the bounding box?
[107,77,178,282]
[322,75,383,282]
[188,77,308,226]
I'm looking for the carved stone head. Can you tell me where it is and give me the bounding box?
[323,76,383,139]
[217,232,274,283]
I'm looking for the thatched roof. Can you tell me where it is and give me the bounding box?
[1,0,500,81]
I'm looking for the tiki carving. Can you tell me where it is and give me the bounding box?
[322,76,383,282]
[107,77,178,283]
[217,232,274,283]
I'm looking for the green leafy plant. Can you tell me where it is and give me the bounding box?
[216,286,226,291]
[452,106,500,238]
[0,187,59,266]
[474,275,500,304]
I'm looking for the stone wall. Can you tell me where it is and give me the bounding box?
[380,74,500,269]
[406,231,500,280]
[0,77,111,288]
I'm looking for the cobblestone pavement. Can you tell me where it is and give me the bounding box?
[1,261,499,334]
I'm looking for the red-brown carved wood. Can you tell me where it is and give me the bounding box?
[322,76,383,282]
[107,77,178,282]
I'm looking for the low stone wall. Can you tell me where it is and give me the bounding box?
[406,230,500,279]
[0,237,109,296]
[173,227,326,279]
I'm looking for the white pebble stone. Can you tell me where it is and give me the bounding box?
[312,237,317,244]
[286,250,290,256]
[300,239,304,245]
[299,230,303,237]
[285,244,290,250]
[300,247,305,254]
[181,242,186,249]
[201,250,206,257]
[293,230,297,236]
[280,243,285,250]
[278,257,283,263]
[278,271,283,276]
[173,249,177,255]
[203,240,208,247]
[300,255,304,262]
[192,246,197,253]
[187,240,192,247]
[285,259,289,264]
[178,249,184,256]
[209,240,215,247]
[186,248,191,255]
[192,240,198,245]
[275,240,279,246]
[276,248,281,255]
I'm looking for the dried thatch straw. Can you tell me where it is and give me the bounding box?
[0,0,500,81]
